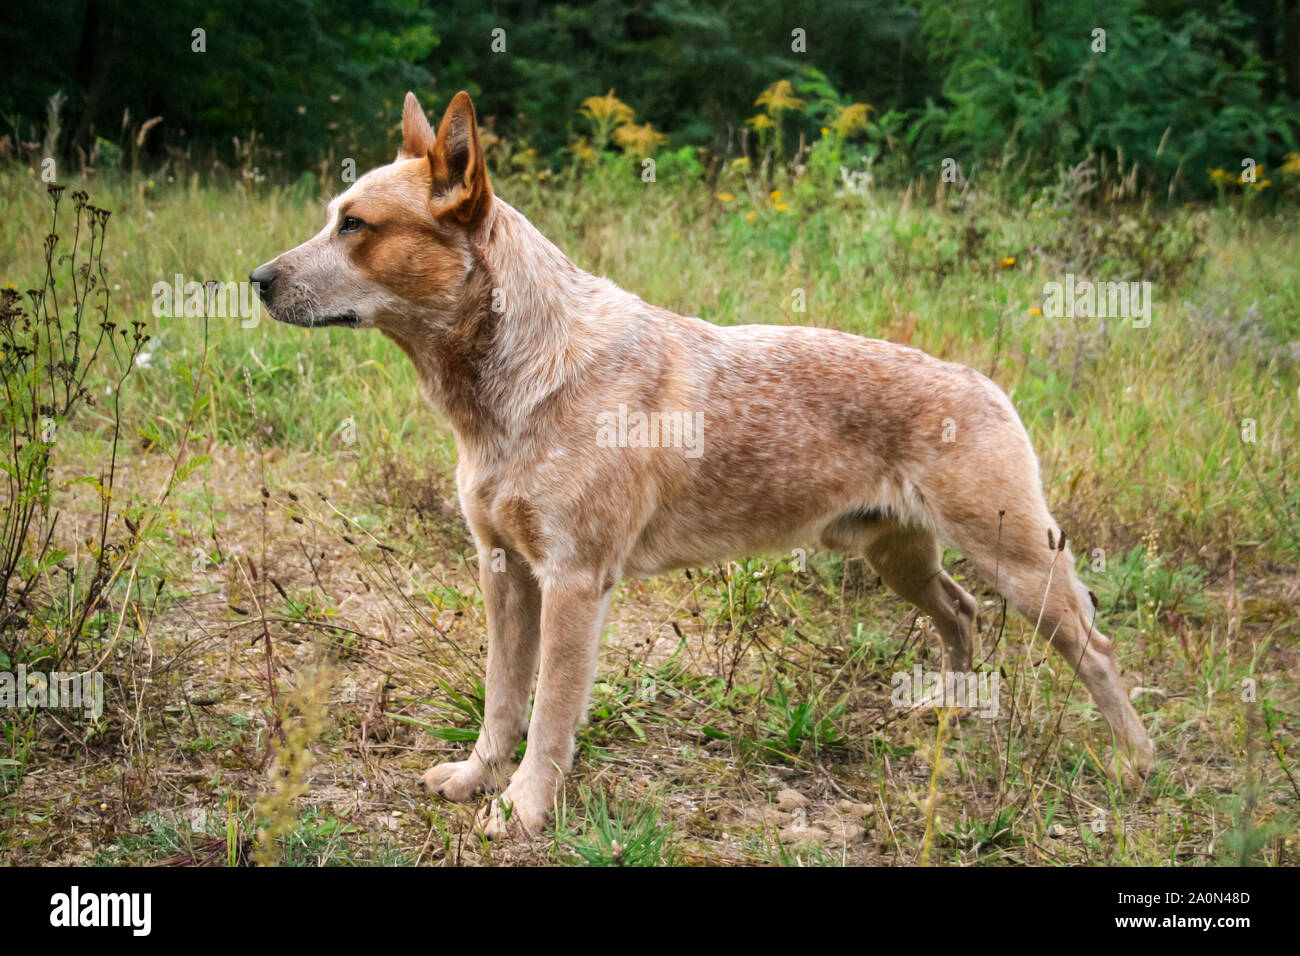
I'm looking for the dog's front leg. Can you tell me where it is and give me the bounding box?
[478,571,613,839]
[422,547,541,802]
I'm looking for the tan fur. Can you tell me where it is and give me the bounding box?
[252,92,1155,839]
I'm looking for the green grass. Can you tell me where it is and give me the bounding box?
[552,785,679,866]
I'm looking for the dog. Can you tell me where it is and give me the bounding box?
[251,91,1155,839]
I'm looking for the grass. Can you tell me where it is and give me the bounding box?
[553,784,679,866]
[0,152,1296,866]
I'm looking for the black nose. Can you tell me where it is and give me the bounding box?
[250,266,276,302]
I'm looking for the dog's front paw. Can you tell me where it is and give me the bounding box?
[421,759,495,803]
[475,779,553,840]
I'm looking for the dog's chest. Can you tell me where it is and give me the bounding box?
[457,456,553,564]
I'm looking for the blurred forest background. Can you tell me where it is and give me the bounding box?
[3,0,1298,196]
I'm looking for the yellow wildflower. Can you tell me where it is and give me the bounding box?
[568,137,597,163]
[830,102,872,138]
[754,80,805,114]
[579,91,634,127]
[613,121,667,157]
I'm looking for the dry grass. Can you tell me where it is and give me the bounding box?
[3,444,1294,866]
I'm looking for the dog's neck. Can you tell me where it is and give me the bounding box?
[387,197,630,457]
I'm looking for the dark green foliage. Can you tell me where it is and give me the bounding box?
[0,1,1296,196]
[911,0,1298,196]
[0,0,436,172]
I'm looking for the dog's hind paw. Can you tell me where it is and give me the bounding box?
[1115,737,1156,790]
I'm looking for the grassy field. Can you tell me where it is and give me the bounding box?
[0,156,1296,866]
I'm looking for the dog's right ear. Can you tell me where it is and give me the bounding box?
[427,91,493,229]
[397,92,437,161]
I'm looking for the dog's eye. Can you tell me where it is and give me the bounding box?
[339,215,364,234]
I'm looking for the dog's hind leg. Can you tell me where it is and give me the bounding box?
[422,545,541,802]
[868,526,978,671]
[935,496,1155,787]
[824,516,978,672]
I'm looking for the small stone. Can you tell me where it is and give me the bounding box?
[836,799,874,817]
[827,821,866,843]
[758,808,793,828]
[775,789,810,812]
[779,826,830,844]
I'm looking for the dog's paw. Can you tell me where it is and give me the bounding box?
[1115,737,1156,790]
[421,760,491,803]
[475,783,550,840]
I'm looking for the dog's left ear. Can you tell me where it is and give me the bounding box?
[428,91,493,228]
[398,92,437,161]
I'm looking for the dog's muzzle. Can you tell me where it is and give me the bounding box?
[248,264,360,328]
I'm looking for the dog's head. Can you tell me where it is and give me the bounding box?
[250,91,493,333]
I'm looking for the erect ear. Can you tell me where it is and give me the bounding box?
[427,91,493,227]
[397,92,436,161]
